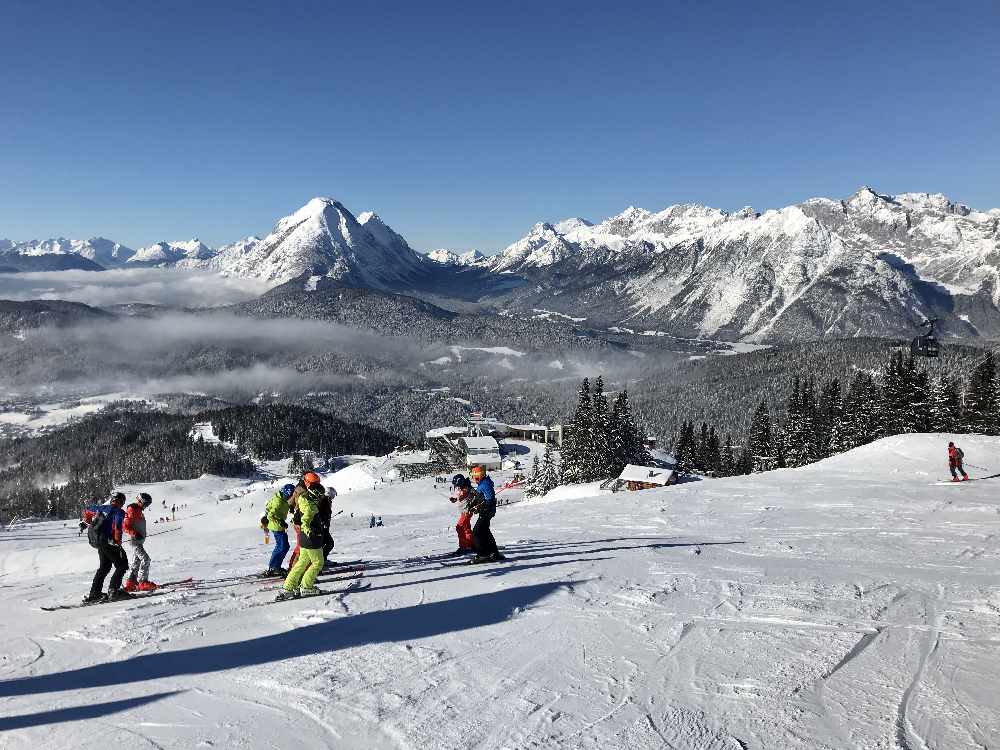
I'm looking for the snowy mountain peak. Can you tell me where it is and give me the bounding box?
[2,236,136,267]
[426,248,486,266]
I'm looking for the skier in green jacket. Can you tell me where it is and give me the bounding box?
[263,483,295,576]
[277,476,330,600]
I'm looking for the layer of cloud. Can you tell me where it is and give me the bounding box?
[0,268,269,308]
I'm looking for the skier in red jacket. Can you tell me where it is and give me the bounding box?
[123,492,158,591]
[948,441,969,482]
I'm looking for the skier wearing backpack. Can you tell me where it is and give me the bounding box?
[948,441,969,481]
[469,465,504,563]
[448,473,475,556]
[277,474,328,600]
[262,483,295,576]
[123,492,158,592]
[82,492,130,602]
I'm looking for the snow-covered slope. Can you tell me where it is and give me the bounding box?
[0,237,135,267]
[1,433,997,748]
[490,187,1000,341]
[205,197,433,289]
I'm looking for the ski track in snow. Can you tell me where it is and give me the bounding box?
[1,434,1000,748]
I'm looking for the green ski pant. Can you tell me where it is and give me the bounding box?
[284,547,324,591]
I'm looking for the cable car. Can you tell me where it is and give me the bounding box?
[910,319,940,358]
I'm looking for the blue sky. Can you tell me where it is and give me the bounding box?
[1,0,997,253]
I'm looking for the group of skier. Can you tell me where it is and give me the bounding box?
[81,491,158,603]
[448,464,504,563]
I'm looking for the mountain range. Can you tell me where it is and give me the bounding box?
[3,187,999,342]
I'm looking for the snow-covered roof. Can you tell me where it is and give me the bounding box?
[462,436,500,451]
[425,426,467,439]
[617,464,674,485]
[508,423,549,431]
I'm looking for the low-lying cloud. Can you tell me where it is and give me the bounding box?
[0,268,269,308]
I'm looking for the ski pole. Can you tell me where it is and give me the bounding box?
[146,526,183,538]
[965,462,988,470]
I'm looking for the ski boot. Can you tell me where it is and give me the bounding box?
[82,592,107,604]
[138,581,158,592]
[952,477,961,482]
[275,589,300,602]
[487,552,507,562]
[299,587,325,597]
[124,578,139,593]
[447,547,470,557]
[109,588,135,601]
[469,555,493,565]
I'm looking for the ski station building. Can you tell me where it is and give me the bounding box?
[459,436,502,470]
[609,464,678,492]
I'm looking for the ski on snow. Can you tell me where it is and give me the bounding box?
[257,570,365,591]
[41,587,191,612]
[267,575,369,605]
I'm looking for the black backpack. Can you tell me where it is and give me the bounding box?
[87,510,110,548]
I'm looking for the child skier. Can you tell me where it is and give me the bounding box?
[469,465,504,563]
[277,475,329,600]
[82,492,130,602]
[263,483,295,576]
[448,473,475,556]
[948,441,969,481]
[123,492,158,592]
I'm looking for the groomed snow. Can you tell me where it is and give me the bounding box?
[1,434,998,748]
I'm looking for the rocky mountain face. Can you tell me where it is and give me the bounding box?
[486,188,1000,342]
[129,239,215,266]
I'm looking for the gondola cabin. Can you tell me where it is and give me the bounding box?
[911,319,940,358]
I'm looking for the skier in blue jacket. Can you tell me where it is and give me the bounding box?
[82,492,130,602]
[469,465,504,563]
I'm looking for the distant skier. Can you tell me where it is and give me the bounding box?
[948,441,969,482]
[376,516,383,527]
[448,473,475,556]
[82,492,130,603]
[469,465,504,563]
[123,492,158,592]
[369,514,376,528]
[277,474,329,600]
[171,504,176,520]
[263,483,295,576]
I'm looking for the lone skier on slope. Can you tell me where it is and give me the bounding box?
[948,441,969,482]
[277,474,330,600]
[469,465,504,563]
[448,473,475,556]
[263,483,295,576]
[82,492,130,603]
[123,492,158,592]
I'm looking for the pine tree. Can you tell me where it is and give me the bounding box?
[287,451,303,476]
[720,433,736,477]
[834,370,882,451]
[927,374,961,433]
[964,353,999,434]
[706,427,722,475]
[536,444,559,496]
[674,420,696,473]
[588,376,613,481]
[608,390,650,476]
[784,377,813,468]
[301,453,315,473]
[559,377,593,483]
[748,402,774,472]
[816,378,843,459]
[696,422,710,472]
[524,454,543,497]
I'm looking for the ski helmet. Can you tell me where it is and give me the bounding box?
[470,465,486,481]
[111,492,126,505]
[303,471,321,487]
[281,483,296,498]
[138,492,153,508]
[451,473,465,487]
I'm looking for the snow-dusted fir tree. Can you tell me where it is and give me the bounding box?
[783,377,813,468]
[287,451,303,475]
[927,374,961,432]
[833,371,882,451]
[748,401,774,472]
[964,353,998,434]
[674,420,696,473]
[588,376,613,481]
[524,454,541,495]
[559,378,592,483]
[608,389,651,475]
[536,444,559,496]
[816,379,843,460]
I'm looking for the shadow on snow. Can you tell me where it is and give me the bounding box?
[0,583,571,699]
[0,691,181,731]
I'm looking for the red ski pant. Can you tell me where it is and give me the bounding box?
[456,512,473,549]
[288,525,301,569]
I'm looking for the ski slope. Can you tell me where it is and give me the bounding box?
[1,434,998,749]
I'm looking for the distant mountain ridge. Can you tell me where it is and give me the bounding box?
[4,187,1000,343]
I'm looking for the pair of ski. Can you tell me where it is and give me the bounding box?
[266,571,369,605]
[40,578,197,611]
[256,564,366,591]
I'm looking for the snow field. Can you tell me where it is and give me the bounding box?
[0,434,997,748]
